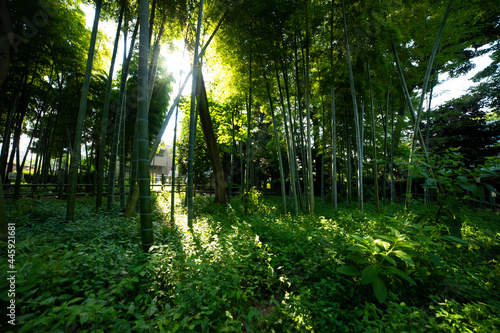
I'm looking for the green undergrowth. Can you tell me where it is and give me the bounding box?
[1,195,499,332]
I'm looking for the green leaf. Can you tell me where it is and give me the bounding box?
[347,245,366,252]
[380,254,396,266]
[374,239,390,250]
[201,318,208,331]
[386,266,416,286]
[147,299,157,317]
[347,254,370,264]
[461,184,477,192]
[430,253,446,268]
[415,235,431,243]
[375,234,397,243]
[67,297,84,305]
[441,235,468,245]
[413,212,432,224]
[362,265,379,285]
[336,265,361,276]
[41,296,57,305]
[372,278,387,303]
[16,313,35,323]
[393,250,415,266]
[351,235,367,243]
[80,312,89,325]
[391,229,402,237]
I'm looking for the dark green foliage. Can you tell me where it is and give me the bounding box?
[2,196,499,332]
[400,148,499,238]
[426,95,500,166]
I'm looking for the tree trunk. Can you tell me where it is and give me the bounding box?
[331,86,337,209]
[367,63,380,213]
[138,0,153,252]
[197,74,226,204]
[187,0,204,228]
[170,104,180,222]
[0,0,12,87]
[383,76,390,202]
[13,111,41,200]
[229,108,236,201]
[107,24,137,211]
[345,103,352,204]
[342,0,363,211]
[96,4,123,210]
[0,93,17,182]
[246,49,253,192]
[280,51,300,213]
[305,6,314,215]
[119,89,126,211]
[66,0,102,221]
[0,181,6,243]
[390,101,396,203]
[276,59,298,214]
[260,55,286,213]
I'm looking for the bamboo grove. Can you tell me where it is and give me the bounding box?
[1,0,499,249]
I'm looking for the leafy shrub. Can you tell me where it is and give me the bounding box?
[401,149,499,238]
[1,196,498,332]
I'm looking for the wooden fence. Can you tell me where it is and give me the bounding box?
[2,183,241,199]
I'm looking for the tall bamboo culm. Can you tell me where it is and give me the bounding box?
[66,0,101,221]
[187,0,204,228]
[137,0,153,252]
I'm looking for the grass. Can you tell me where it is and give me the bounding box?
[1,193,499,332]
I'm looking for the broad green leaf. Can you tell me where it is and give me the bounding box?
[461,184,477,192]
[380,254,396,266]
[415,235,431,243]
[347,254,370,264]
[41,296,57,305]
[68,297,85,305]
[58,294,72,301]
[386,266,416,286]
[391,229,401,237]
[372,278,387,303]
[337,265,361,276]
[80,312,89,325]
[413,212,433,225]
[147,299,158,317]
[397,240,419,249]
[369,244,381,253]
[375,235,397,243]
[362,265,379,285]
[127,302,136,314]
[430,253,447,268]
[393,250,415,266]
[448,203,463,221]
[201,319,208,331]
[347,245,366,252]
[351,235,368,243]
[374,239,390,250]
[441,235,469,245]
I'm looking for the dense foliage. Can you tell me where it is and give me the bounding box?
[1,196,499,332]
[426,95,500,166]
[1,0,500,330]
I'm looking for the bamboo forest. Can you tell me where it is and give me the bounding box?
[1,0,500,331]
